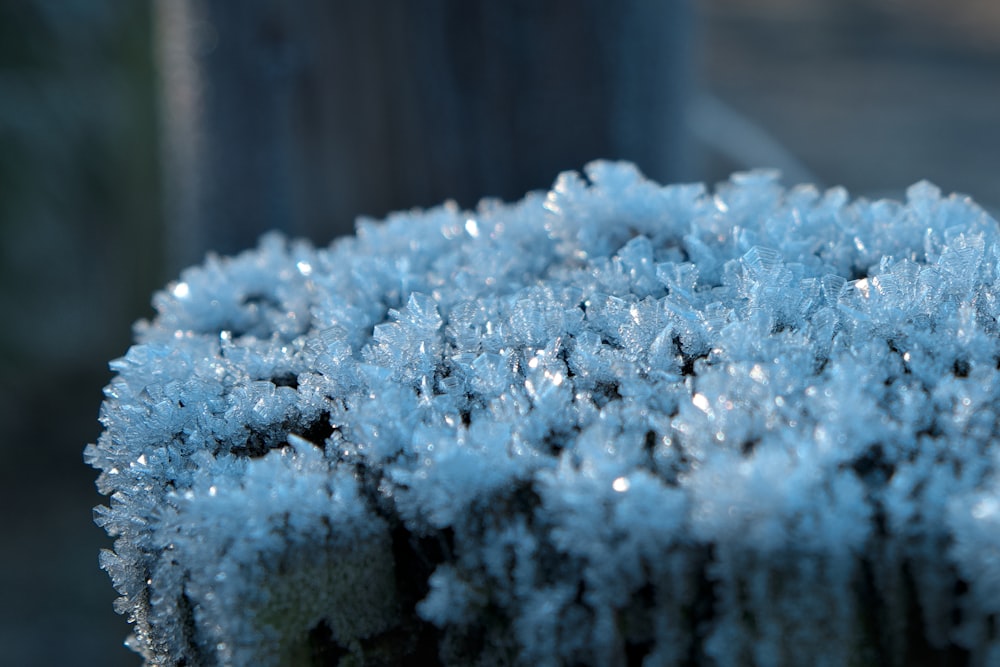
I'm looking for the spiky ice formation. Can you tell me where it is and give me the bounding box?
[88,162,1000,666]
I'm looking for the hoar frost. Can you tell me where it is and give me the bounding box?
[88,162,1000,666]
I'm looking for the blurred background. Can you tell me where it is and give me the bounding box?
[0,1,996,664]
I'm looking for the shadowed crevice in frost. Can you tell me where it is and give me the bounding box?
[270,372,299,389]
[298,412,334,448]
[227,414,332,459]
[88,161,1000,665]
[306,620,348,666]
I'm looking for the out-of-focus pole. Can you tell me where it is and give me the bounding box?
[156,0,693,271]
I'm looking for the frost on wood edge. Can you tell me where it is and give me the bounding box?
[87,161,1000,666]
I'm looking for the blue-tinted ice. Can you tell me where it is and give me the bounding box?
[87,162,1000,666]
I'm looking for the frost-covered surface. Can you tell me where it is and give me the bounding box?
[88,162,1000,666]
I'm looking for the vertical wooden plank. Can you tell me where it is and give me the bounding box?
[157,0,693,270]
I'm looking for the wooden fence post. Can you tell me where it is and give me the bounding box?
[156,0,693,270]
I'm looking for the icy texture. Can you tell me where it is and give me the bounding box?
[88,162,1000,666]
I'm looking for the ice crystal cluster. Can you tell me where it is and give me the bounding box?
[88,162,1000,666]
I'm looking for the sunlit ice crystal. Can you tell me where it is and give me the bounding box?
[87,161,1000,666]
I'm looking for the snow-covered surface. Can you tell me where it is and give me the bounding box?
[88,162,1000,665]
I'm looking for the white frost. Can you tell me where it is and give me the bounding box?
[87,161,1000,666]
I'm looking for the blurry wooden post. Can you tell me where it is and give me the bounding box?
[156,0,693,272]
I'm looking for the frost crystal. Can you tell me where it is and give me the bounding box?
[88,162,1000,666]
